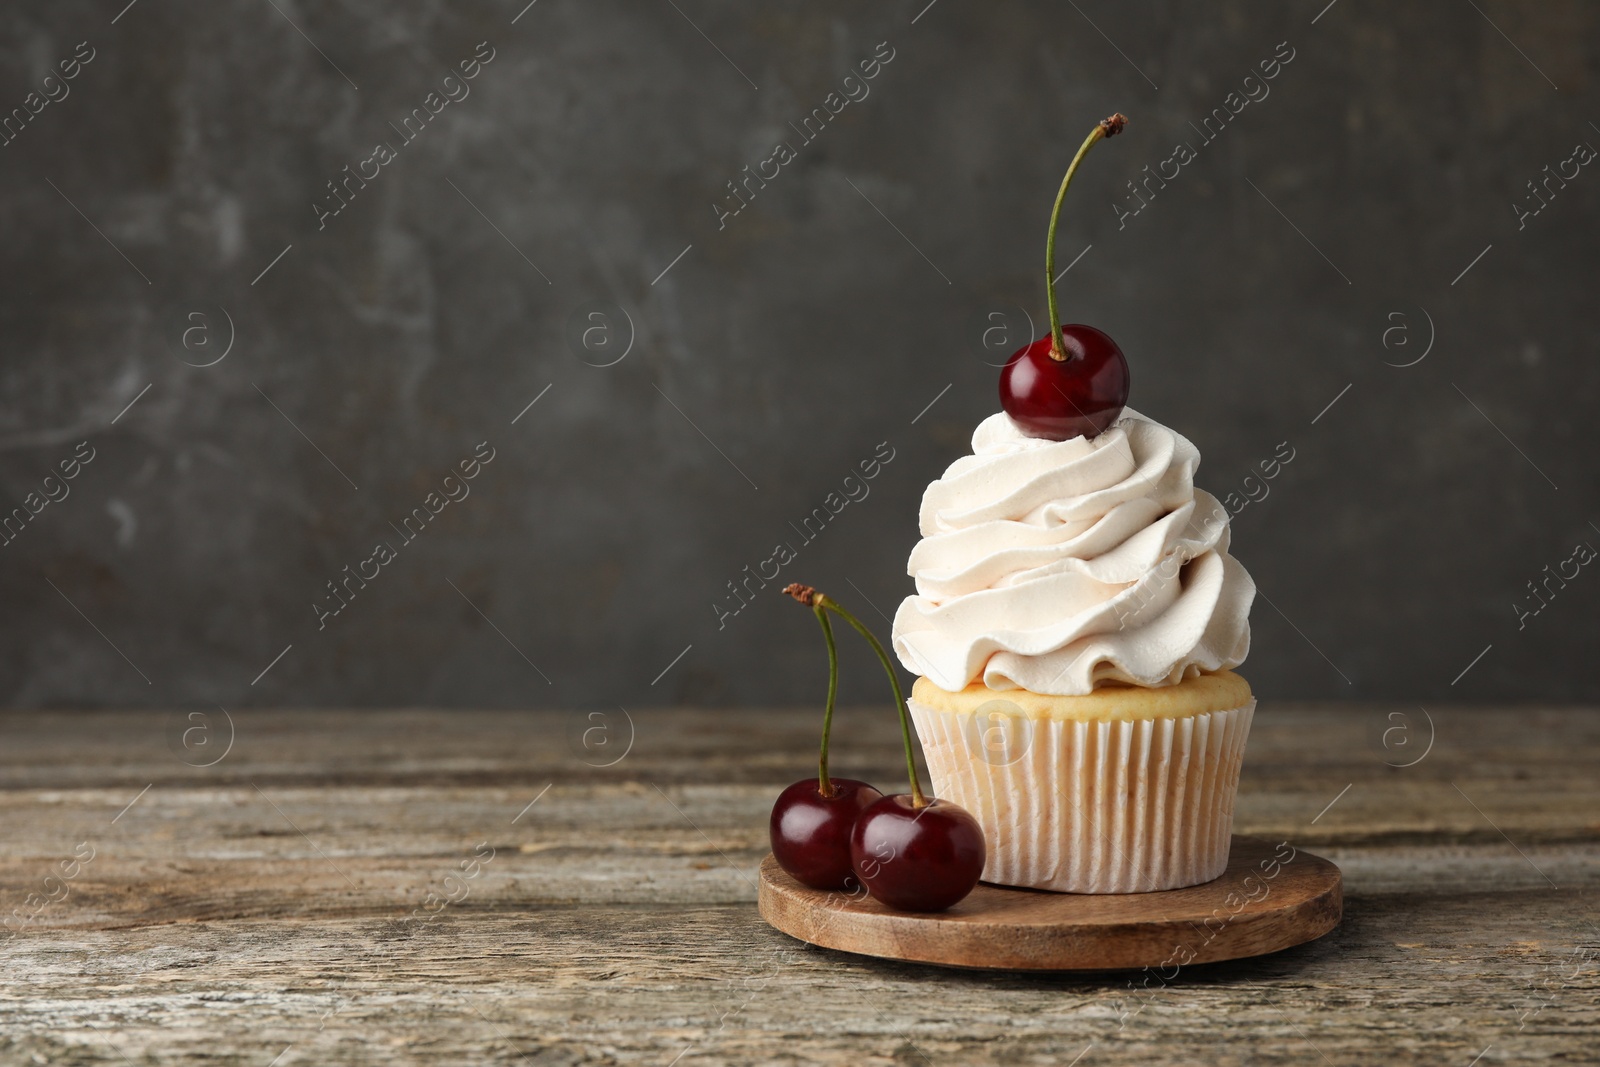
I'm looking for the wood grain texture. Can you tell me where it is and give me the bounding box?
[758,838,1343,970]
[0,705,1596,1065]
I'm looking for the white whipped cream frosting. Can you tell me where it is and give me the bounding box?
[892,408,1254,695]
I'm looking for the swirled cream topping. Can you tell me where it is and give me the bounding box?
[891,408,1254,695]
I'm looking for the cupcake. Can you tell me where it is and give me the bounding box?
[892,409,1256,893]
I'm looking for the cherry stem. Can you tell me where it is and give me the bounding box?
[1045,112,1127,361]
[813,603,839,797]
[816,595,927,809]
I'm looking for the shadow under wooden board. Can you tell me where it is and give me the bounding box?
[758,836,1342,971]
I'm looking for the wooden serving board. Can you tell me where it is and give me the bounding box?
[758,835,1341,971]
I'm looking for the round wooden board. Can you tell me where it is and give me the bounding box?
[758,835,1341,971]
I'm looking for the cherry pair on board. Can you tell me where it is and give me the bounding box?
[768,585,984,913]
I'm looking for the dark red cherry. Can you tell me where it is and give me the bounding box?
[770,777,884,891]
[849,794,985,912]
[999,326,1130,441]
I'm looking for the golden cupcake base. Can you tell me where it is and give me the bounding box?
[910,671,1255,893]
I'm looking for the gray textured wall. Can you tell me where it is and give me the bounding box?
[2,1,1597,710]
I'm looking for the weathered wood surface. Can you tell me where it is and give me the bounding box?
[0,704,1595,1065]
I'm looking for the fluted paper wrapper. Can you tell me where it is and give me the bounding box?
[909,697,1255,894]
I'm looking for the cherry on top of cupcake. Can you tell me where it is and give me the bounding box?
[999,113,1131,442]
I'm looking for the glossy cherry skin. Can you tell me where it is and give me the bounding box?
[999,326,1130,441]
[849,794,985,912]
[770,778,884,891]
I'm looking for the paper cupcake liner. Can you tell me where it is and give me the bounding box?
[908,697,1255,894]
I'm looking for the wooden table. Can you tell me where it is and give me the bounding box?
[0,703,1594,1064]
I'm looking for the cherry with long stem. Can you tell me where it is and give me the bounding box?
[1044,112,1125,361]
[768,587,882,891]
[1001,112,1132,442]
